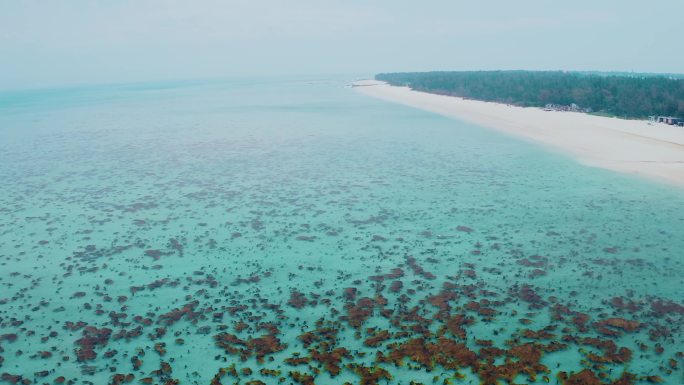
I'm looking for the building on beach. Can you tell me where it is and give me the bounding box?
[649,116,683,125]
[544,103,591,113]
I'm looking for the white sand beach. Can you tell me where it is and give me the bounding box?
[354,80,684,188]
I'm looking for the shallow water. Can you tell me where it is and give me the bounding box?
[0,77,683,385]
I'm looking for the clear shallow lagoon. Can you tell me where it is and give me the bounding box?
[0,77,683,385]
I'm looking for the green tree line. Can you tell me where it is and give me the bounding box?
[375,71,684,119]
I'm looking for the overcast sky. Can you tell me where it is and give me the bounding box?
[1,0,683,90]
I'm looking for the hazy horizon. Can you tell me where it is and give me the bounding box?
[2,0,684,91]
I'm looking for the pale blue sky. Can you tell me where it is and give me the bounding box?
[1,0,683,90]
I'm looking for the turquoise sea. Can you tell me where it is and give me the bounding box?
[0,77,683,385]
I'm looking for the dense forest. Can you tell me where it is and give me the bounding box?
[375,71,684,119]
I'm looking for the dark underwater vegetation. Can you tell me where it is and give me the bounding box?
[0,77,683,385]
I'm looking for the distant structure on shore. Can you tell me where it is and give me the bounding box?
[649,116,684,126]
[544,103,592,113]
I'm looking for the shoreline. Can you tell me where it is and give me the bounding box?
[353,80,684,189]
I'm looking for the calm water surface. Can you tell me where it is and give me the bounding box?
[1,77,683,384]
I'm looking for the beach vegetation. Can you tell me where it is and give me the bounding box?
[376,71,684,119]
